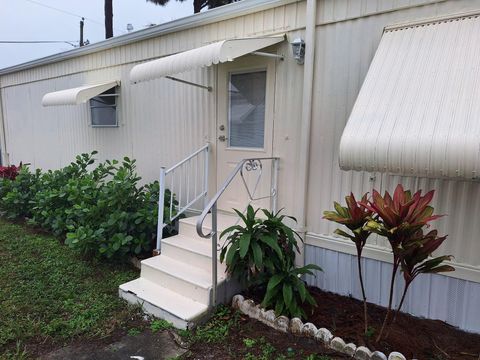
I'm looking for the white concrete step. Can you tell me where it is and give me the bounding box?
[119,213,244,329]
[141,254,227,304]
[119,277,208,329]
[162,234,227,275]
[179,213,239,241]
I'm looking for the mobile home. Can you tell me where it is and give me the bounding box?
[1,0,479,332]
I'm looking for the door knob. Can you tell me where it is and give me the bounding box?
[218,135,227,142]
[219,125,225,131]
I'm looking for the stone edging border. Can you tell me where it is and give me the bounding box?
[232,295,412,360]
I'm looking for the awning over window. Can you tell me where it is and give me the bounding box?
[339,12,480,181]
[129,35,285,84]
[42,81,119,106]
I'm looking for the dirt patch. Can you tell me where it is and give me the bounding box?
[245,287,480,359]
[184,313,349,359]
[42,329,185,360]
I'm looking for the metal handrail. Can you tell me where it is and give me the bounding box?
[196,156,279,307]
[156,143,209,253]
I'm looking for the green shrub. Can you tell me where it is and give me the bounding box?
[0,152,178,260]
[0,167,41,219]
[220,206,322,320]
[64,156,170,258]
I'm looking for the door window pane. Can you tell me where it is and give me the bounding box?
[228,71,266,148]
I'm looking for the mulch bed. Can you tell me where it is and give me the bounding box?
[245,287,480,359]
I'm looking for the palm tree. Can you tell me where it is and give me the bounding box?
[105,0,113,39]
[105,0,239,39]
[147,0,239,15]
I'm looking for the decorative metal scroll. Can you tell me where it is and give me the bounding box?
[239,159,276,202]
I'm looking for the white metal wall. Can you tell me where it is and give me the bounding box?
[1,64,213,184]
[304,0,480,334]
[305,245,480,333]
[306,0,480,272]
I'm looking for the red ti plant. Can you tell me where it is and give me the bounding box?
[361,184,452,342]
[323,193,373,334]
[0,164,20,180]
[395,229,454,320]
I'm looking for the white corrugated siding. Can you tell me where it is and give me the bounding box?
[1,64,212,185]
[305,245,480,333]
[306,0,480,269]
[339,13,480,180]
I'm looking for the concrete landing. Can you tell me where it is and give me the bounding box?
[42,330,186,360]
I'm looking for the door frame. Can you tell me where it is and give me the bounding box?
[214,55,277,212]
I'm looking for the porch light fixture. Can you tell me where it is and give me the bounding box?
[291,38,305,65]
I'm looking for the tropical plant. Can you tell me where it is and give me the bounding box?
[323,193,372,334]
[220,206,322,319]
[395,229,454,320]
[361,184,453,342]
[220,206,289,286]
[261,263,321,319]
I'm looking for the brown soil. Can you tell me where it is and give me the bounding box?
[246,287,480,360]
[184,312,349,359]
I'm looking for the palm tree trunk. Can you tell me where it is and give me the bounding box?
[105,0,113,39]
[193,0,202,13]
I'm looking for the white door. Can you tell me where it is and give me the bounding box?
[216,55,276,213]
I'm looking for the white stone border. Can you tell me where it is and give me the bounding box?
[232,295,410,360]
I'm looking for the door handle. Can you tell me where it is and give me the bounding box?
[218,135,227,142]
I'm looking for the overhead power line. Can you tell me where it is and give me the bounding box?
[24,0,107,28]
[0,40,78,47]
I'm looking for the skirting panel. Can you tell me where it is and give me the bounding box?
[304,244,480,334]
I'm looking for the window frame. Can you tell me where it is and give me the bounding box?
[89,87,119,128]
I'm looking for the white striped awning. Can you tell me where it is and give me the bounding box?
[339,12,480,181]
[129,35,285,84]
[42,81,119,106]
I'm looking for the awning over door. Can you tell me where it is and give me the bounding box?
[339,12,480,181]
[129,35,285,84]
[42,81,119,106]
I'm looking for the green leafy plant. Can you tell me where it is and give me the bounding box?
[323,193,372,334]
[221,206,322,320]
[220,206,292,286]
[0,152,178,260]
[64,157,177,259]
[243,338,257,348]
[261,263,321,319]
[191,305,239,343]
[150,319,173,332]
[0,166,41,219]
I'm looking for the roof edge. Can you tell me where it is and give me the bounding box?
[384,8,480,31]
[0,0,301,76]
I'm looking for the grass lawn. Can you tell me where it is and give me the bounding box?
[0,219,144,359]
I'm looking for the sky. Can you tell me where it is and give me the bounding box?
[0,0,195,69]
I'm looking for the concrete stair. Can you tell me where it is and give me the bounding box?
[119,213,240,329]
